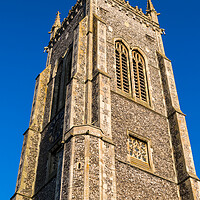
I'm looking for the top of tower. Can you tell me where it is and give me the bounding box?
[48,0,84,47]
[47,0,164,48]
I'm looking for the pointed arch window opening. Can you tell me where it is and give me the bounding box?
[63,47,73,104]
[115,41,130,94]
[65,48,73,86]
[52,46,73,119]
[115,41,149,104]
[54,60,63,114]
[132,50,148,103]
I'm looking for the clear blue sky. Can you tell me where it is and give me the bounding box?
[0,0,199,199]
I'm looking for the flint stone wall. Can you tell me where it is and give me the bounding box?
[96,1,180,198]
[34,110,64,198]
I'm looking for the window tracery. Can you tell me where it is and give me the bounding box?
[128,135,148,164]
[115,41,149,104]
[63,48,72,103]
[127,132,153,172]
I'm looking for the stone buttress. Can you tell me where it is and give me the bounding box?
[60,0,117,199]
[158,52,200,199]
[11,65,51,200]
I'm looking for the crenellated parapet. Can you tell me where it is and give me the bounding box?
[46,0,165,51]
[48,0,85,49]
[104,0,164,33]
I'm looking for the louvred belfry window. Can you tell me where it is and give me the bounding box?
[115,41,130,93]
[132,51,148,102]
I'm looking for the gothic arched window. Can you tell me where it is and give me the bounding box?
[63,48,72,103]
[115,41,130,94]
[51,47,73,119]
[64,48,72,87]
[54,60,63,114]
[132,50,148,102]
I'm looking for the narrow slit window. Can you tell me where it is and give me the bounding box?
[115,41,130,93]
[132,51,148,102]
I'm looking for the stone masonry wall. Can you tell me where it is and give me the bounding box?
[12,63,51,200]
[111,93,178,182]
[29,5,87,199]
[34,109,64,195]
[95,0,180,198]
[158,53,200,198]
[61,125,116,200]
[115,160,179,200]
[42,7,85,128]
[97,0,167,117]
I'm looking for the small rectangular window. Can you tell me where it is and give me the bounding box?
[47,146,61,180]
[127,131,153,172]
[46,145,63,197]
[129,135,148,164]
[49,150,59,176]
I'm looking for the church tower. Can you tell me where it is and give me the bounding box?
[11,0,200,199]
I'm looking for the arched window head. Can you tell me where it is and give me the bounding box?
[132,50,148,102]
[64,48,72,85]
[54,60,63,113]
[63,48,72,103]
[115,41,130,93]
[51,46,73,119]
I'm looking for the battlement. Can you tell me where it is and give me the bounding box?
[104,0,163,30]
[48,0,164,49]
[48,0,84,48]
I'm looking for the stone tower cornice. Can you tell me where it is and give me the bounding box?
[47,0,164,49]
